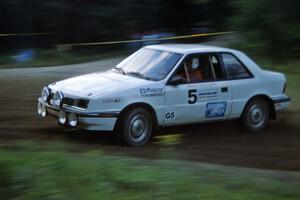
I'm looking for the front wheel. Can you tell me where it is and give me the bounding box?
[119,108,153,146]
[242,98,269,132]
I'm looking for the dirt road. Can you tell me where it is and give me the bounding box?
[0,57,299,171]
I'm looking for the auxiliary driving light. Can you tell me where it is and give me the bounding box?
[68,113,78,127]
[58,111,67,125]
[40,104,47,117]
[37,102,42,116]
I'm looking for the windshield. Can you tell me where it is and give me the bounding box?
[114,48,183,81]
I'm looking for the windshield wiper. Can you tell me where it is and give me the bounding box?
[112,67,126,75]
[126,71,159,81]
[126,71,150,80]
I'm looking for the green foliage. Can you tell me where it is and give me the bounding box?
[229,0,300,58]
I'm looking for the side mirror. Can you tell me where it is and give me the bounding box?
[168,76,186,86]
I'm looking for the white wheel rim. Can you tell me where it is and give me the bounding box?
[129,114,149,143]
[249,104,265,128]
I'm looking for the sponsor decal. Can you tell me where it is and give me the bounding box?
[140,88,164,97]
[165,111,175,119]
[205,101,227,118]
[188,89,218,104]
[102,98,121,104]
[198,89,218,101]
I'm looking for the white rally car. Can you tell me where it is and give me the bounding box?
[37,44,290,146]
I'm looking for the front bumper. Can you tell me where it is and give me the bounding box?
[273,96,291,111]
[37,98,119,131]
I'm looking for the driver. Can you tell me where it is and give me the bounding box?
[185,57,203,82]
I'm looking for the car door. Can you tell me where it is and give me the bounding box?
[164,58,197,125]
[164,53,232,126]
[164,82,199,125]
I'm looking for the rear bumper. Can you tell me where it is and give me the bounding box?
[38,98,119,131]
[272,96,291,111]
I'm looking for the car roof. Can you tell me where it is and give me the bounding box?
[145,44,263,75]
[146,44,236,55]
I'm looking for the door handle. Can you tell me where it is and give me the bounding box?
[221,87,228,93]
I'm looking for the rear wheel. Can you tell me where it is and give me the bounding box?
[119,108,153,146]
[242,98,269,132]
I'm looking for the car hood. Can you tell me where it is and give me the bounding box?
[49,71,152,98]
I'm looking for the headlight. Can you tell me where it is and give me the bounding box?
[41,87,50,102]
[53,91,64,107]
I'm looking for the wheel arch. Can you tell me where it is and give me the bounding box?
[242,94,276,120]
[115,102,159,131]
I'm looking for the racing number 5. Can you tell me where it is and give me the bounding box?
[188,89,197,104]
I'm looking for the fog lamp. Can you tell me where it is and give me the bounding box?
[41,104,47,117]
[37,102,42,116]
[58,111,67,125]
[68,113,78,127]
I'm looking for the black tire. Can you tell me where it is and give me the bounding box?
[242,98,269,132]
[119,108,153,146]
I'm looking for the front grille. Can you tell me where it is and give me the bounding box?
[77,99,89,108]
[63,97,89,109]
[63,97,74,105]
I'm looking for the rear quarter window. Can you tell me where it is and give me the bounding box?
[221,53,251,79]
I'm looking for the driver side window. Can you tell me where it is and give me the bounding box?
[172,54,222,84]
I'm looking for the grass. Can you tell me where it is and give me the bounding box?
[0,141,300,200]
